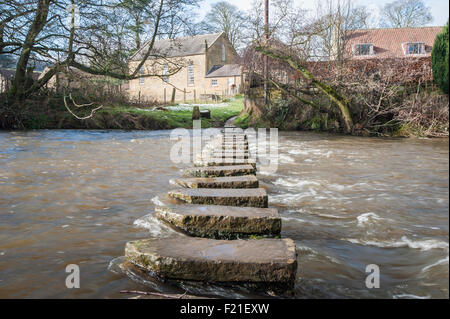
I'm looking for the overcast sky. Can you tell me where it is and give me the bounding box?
[196,0,449,26]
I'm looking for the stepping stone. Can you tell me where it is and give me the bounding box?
[205,140,249,149]
[168,188,268,207]
[219,144,249,151]
[125,237,297,292]
[213,152,250,159]
[194,157,256,168]
[197,150,251,160]
[218,132,247,137]
[174,175,259,188]
[209,136,248,143]
[221,141,248,146]
[222,135,243,138]
[186,164,256,177]
[222,134,246,138]
[154,200,280,238]
[221,128,245,133]
[221,136,247,141]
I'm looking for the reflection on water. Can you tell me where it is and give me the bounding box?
[0,130,448,298]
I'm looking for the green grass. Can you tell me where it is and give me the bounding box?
[234,113,251,129]
[102,96,244,129]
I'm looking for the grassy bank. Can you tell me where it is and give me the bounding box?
[1,95,244,130]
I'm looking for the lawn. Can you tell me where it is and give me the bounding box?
[102,96,244,129]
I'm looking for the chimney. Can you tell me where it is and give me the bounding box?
[205,40,208,53]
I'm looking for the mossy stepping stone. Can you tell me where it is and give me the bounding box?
[174,175,258,188]
[168,188,268,207]
[154,198,280,239]
[185,164,256,177]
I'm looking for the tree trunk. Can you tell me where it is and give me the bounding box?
[255,46,354,133]
[8,0,51,99]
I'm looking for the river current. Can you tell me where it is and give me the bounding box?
[0,130,448,298]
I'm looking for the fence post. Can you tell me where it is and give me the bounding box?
[171,87,176,103]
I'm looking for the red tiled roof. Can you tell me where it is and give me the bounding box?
[346,26,443,59]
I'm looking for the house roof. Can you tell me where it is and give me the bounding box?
[206,64,241,78]
[347,26,443,58]
[130,32,224,61]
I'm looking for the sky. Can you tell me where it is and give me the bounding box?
[197,0,449,26]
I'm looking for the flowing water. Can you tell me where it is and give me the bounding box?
[0,130,448,299]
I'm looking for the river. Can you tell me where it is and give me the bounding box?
[0,130,448,298]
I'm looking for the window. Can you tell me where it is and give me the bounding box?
[187,61,194,86]
[139,66,145,85]
[406,43,424,55]
[211,79,218,87]
[162,64,169,82]
[221,44,226,61]
[355,44,373,56]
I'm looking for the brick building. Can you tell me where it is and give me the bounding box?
[345,26,443,59]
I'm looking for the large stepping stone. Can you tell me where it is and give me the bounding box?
[186,164,256,177]
[174,175,259,188]
[168,188,268,207]
[154,200,280,238]
[125,237,297,292]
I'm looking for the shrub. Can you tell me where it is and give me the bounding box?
[432,22,449,94]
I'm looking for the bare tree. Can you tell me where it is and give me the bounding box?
[380,0,433,28]
[0,0,199,100]
[313,0,370,64]
[247,0,297,44]
[243,0,357,132]
[201,1,247,51]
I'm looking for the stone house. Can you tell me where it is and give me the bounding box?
[128,32,243,102]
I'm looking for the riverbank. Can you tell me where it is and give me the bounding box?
[0,95,244,130]
[2,91,448,138]
[234,84,449,138]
